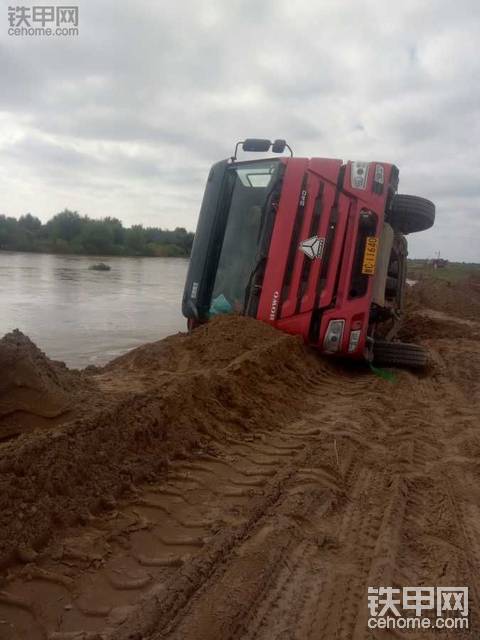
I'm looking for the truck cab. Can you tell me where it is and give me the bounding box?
[182,139,435,367]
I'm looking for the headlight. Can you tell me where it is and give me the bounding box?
[348,329,361,353]
[351,161,370,190]
[323,320,345,353]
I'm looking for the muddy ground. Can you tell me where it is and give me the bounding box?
[0,278,479,639]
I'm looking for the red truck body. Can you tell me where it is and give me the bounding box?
[255,156,395,357]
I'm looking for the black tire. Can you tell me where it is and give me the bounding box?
[388,261,399,277]
[386,276,398,292]
[373,340,428,369]
[390,194,435,234]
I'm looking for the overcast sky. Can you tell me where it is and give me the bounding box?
[1,0,479,260]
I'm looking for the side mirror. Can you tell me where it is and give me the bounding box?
[271,139,286,153]
[232,138,293,160]
[242,138,271,152]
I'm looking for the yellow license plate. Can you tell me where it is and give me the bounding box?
[361,237,378,275]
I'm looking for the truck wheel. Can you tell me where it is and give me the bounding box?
[389,194,435,234]
[386,276,398,292]
[373,340,428,369]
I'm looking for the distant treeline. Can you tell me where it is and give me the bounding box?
[0,210,194,257]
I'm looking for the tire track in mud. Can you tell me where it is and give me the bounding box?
[0,362,358,640]
[121,389,393,640]
[0,416,318,639]
[0,318,479,640]
[147,337,479,640]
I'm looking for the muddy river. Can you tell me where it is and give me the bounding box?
[0,251,189,367]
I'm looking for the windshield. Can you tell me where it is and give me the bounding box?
[209,159,279,316]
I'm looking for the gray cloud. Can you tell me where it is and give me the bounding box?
[0,0,479,260]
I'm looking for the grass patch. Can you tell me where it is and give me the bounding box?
[407,260,480,283]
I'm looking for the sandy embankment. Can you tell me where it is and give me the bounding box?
[0,276,478,639]
[0,316,331,568]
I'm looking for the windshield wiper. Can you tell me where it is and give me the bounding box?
[243,256,267,314]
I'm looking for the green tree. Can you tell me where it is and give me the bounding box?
[0,210,194,257]
[18,213,42,232]
[126,224,146,254]
[80,220,115,254]
[45,210,84,242]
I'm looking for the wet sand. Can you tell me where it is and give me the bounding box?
[0,278,479,639]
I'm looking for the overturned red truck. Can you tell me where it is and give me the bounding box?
[182,139,435,367]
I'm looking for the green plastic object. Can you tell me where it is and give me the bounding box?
[369,362,396,382]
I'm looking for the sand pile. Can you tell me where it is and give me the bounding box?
[401,277,480,343]
[407,277,480,321]
[0,316,333,567]
[0,330,93,440]
[106,314,296,374]
[400,310,480,342]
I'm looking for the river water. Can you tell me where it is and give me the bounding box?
[0,251,189,368]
